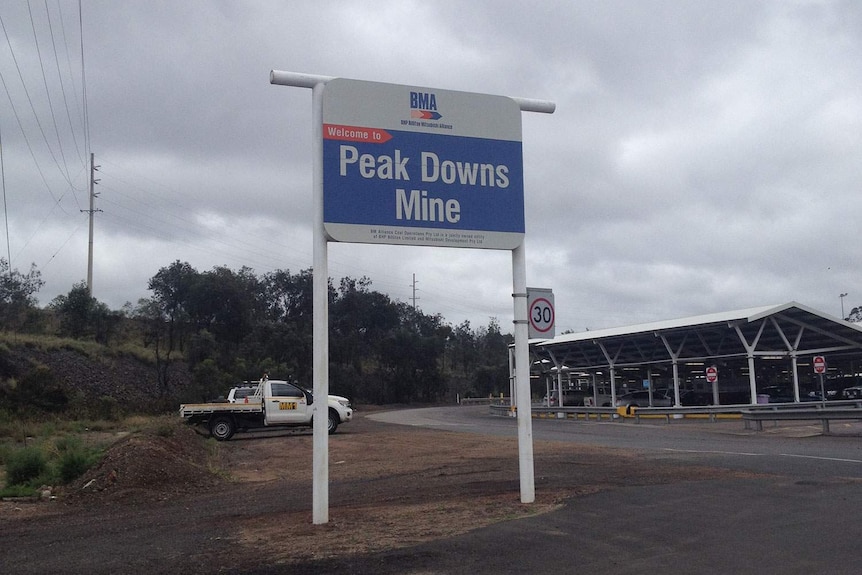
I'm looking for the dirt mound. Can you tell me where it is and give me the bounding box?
[68,423,225,503]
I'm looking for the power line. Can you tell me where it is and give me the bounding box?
[1,121,11,270]
[46,0,84,166]
[0,12,64,205]
[28,0,77,196]
[78,0,89,156]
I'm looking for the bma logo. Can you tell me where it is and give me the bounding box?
[410,91,442,120]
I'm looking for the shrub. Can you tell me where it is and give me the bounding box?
[57,449,94,483]
[53,436,102,483]
[6,446,47,485]
[96,395,121,421]
[54,434,82,453]
[0,442,12,464]
[152,419,175,438]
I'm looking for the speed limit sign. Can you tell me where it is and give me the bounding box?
[527,287,555,339]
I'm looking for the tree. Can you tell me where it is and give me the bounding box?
[256,269,324,383]
[848,306,862,323]
[371,304,448,403]
[142,261,200,395]
[148,260,198,353]
[187,266,262,351]
[50,282,119,343]
[0,259,45,332]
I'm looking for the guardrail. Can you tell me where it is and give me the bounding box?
[533,406,620,421]
[490,399,862,427]
[528,404,744,423]
[629,405,740,423]
[628,400,862,423]
[742,408,862,434]
[459,397,510,406]
[491,403,620,420]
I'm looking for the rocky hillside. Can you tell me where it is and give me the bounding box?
[1,338,193,414]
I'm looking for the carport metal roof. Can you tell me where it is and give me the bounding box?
[533,302,862,371]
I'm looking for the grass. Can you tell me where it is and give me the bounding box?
[204,440,230,480]
[0,331,170,364]
[0,414,169,497]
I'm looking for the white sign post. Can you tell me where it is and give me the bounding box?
[813,355,827,403]
[706,365,719,405]
[271,70,554,523]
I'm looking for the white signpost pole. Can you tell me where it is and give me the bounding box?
[512,243,535,502]
[311,81,329,524]
[707,365,720,406]
[270,71,334,524]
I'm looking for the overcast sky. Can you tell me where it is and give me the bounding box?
[2,0,860,334]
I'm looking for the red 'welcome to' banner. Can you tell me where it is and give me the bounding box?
[323,124,392,143]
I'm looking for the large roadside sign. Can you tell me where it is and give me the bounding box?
[322,78,524,250]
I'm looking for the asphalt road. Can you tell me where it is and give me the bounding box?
[371,406,862,478]
[343,406,862,575]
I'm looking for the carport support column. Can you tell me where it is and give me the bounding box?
[597,342,619,405]
[657,334,683,405]
[512,243,535,503]
[549,349,563,406]
[733,323,765,405]
[791,354,800,402]
[747,354,757,405]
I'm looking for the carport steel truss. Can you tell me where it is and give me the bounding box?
[532,302,862,405]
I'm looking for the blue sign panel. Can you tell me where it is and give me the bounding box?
[322,79,524,250]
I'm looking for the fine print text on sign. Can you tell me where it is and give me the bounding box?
[322,79,525,250]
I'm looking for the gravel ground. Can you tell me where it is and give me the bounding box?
[0,408,750,574]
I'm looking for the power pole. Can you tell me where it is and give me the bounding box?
[81,152,101,295]
[411,273,420,308]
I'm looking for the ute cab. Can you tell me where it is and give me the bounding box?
[263,380,313,424]
[259,379,353,434]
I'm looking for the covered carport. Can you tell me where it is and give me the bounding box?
[531,302,862,407]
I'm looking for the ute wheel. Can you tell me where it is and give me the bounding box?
[327,408,339,435]
[209,416,236,441]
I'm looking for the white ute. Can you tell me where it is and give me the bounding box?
[179,378,353,440]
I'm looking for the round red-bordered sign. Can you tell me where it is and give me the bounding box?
[705,366,718,383]
[813,356,827,374]
[529,297,555,334]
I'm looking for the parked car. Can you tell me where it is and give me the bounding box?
[800,391,827,402]
[842,386,862,399]
[548,389,588,406]
[679,390,713,406]
[614,389,674,409]
[583,389,615,407]
[760,386,794,403]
